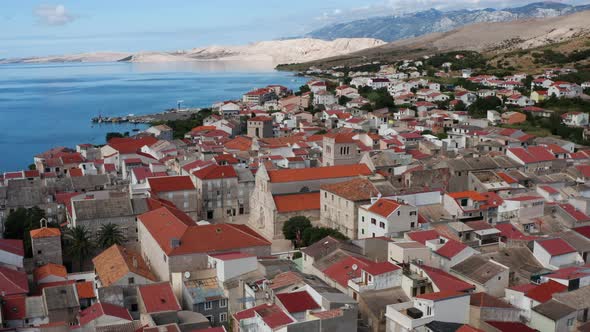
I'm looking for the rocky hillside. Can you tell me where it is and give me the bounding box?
[306,2,590,42]
[283,11,590,71]
[0,38,385,67]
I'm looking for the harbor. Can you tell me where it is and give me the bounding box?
[91,107,203,124]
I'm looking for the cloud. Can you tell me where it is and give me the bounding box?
[34,4,77,26]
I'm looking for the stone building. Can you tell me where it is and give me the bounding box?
[30,224,62,266]
[246,116,273,138]
[320,178,385,239]
[147,176,199,219]
[322,134,362,167]
[248,164,373,240]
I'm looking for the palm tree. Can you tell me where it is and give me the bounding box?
[64,225,93,271]
[96,223,126,249]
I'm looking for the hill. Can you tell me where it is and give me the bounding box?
[279,11,590,71]
[0,38,385,68]
[306,2,590,42]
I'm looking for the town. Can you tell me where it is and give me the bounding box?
[2,50,590,332]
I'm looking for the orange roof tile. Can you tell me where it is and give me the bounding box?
[273,193,320,213]
[139,207,270,256]
[92,245,156,287]
[30,227,61,239]
[147,176,195,193]
[34,263,67,281]
[448,191,487,201]
[75,281,95,299]
[267,164,371,183]
[367,198,402,217]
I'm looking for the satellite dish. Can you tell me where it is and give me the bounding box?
[184,271,191,279]
[352,264,358,271]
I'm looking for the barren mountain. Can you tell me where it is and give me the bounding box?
[285,11,590,70]
[0,38,385,67]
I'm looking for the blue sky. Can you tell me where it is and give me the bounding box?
[1,0,589,58]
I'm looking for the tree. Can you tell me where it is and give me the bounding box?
[4,207,47,257]
[302,227,348,247]
[338,95,351,106]
[282,216,312,245]
[96,223,126,249]
[64,226,94,271]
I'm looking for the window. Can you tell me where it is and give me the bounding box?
[128,277,135,284]
[163,254,167,262]
[37,250,42,254]
[219,298,227,308]
[361,229,365,235]
[397,211,400,216]
[410,211,417,216]
[205,301,213,310]
[410,222,415,228]
[131,304,138,312]
[371,218,376,225]
[427,306,432,316]
[205,315,214,323]
[220,312,228,322]
[362,216,365,222]
[567,318,574,326]
[379,222,385,229]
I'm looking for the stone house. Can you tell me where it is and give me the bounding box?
[30,226,62,266]
[147,176,199,219]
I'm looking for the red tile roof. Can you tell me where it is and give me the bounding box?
[266,164,371,183]
[407,230,440,244]
[322,255,373,287]
[30,227,61,239]
[233,303,294,329]
[193,165,237,180]
[76,281,95,299]
[1,295,26,320]
[485,321,536,332]
[537,238,577,256]
[573,226,590,239]
[494,223,537,241]
[363,261,400,275]
[79,302,132,326]
[321,178,379,202]
[367,198,402,217]
[273,192,320,213]
[448,191,487,201]
[435,240,468,259]
[139,207,270,256]
[108,136,158,154]
[275,291,320,313]
[559,203,590,222]
[508,147,555,164]
[147,176,195,193]
[0,239,24,256]
[420,265,475,292]
[525,280,566,303]
[34,263,67,281]
[0,266,29,295]
[545,265,590,281]
[138,283,181,313]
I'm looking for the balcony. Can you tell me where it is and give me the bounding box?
[385,302,434,330]
[348,277,373,293]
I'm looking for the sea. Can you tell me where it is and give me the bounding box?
[0,61,307,172]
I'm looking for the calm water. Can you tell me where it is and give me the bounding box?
[0,61,306,172]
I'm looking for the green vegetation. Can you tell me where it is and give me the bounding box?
[532,49,590,65]
[358,86,395,110]
[467,96,502,118]
[557,70,590,85]
[64,225,94,271]
[4,207,56,257]
[426,51,487,70]
[540,96,590,113]
[282,216,348,248]
[105,131,129,142]
[96,223,127,249]
[151,108,213,139]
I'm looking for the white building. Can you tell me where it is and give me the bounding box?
[358,198,418,239]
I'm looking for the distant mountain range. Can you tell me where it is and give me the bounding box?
[306,2,590,42]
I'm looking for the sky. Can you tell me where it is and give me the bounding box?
[1,0,589,58]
